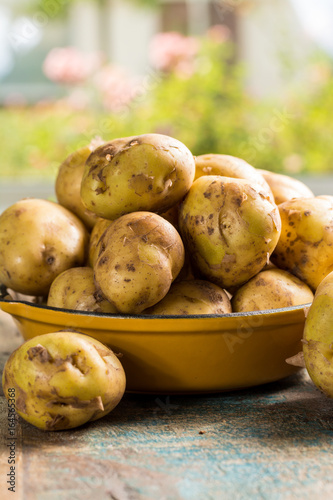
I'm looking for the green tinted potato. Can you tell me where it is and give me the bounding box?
[303,271,333,397]
[231,268,313,312]
[81,134,195,220]
[47,267,117,313]
[94,212,185,314]
[2,331,126,430]
[179,176,281,291]
[0,199,88,296]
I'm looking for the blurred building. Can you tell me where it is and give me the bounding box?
[0,0,314,103]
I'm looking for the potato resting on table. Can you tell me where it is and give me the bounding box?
[2,331,126,430]
[303,271,333,398]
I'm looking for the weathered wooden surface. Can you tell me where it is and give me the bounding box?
[1,309,333,500]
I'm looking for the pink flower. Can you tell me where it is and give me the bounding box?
[43,47,101,85]
[94,65,140,112]
[149,32,199,75]
[207,24,230,43]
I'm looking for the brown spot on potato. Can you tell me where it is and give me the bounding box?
[233,197,243,207]
[46,256,55,266]
[129,173,155,196]
[98,256,109,266]
[27,344,52,363]
[16,394,27,413]
[126,263,136,272]
[46,414,71,431]
[208,227,214,235]
[14,208,26,217]
[204,191,211,199]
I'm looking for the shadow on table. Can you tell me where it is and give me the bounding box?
[15,369,333,449]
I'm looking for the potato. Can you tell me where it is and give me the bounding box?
[160,204,180,231]
[179,176,281,291]
[56,140,104,230]
[231,268,313,312]
[195,154,274,201]
[144,280,232,315]
[80,134,195,220]
[2,331,126,430]
[317,195,333,203]
[0,199,88,296]
[88,217,113,267]
[47,267,118,313]
[94,212,185,314]
[271,198,333,290]
[303,271,333,397]
[258,169,314,205]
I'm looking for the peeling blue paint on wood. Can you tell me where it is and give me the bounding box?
[1,311,333,500]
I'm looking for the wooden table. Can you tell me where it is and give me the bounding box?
[1,309,333,500]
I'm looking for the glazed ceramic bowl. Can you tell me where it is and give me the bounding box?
[0,288,308,394]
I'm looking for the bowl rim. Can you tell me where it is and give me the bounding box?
[0,294,311,320]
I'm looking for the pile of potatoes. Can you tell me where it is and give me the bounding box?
[1,132,333,431]
[1,132,333,315]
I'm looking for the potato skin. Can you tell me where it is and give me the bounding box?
[303,271,333,397]
[271,198,333,290]
[94,212,185,314]
[80,134,195,220]
[178,176,281,291]
[88,217,113,267]
[47,267,118,313]
[0,199,89,296]
[317,195,333,204]
[56,143,103,230]
[258,169,314,205]
[2,331,126,430]
[195,154,273,201]
[144,280,232,315]
[231,268,313,312]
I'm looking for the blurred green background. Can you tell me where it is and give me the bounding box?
[0,0,333,183]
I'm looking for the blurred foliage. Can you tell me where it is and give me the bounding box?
[1,35,333,179]
[25,0,158,17]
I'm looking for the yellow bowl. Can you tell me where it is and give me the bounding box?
[0,294,308,394]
